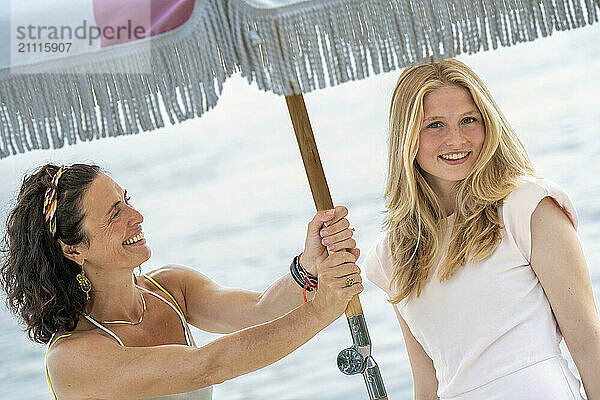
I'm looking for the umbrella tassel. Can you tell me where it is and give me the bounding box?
[77,74,98,141]
[50,76,68,147]
[14,78,34,151]
[0,95,10,158]
[32,76,51,150]
[95,75,114,138]
[142,73,165,129]
[5,85,25,155]
[130,75,150,132]
[45,76,63,149]
[106,74,125,136]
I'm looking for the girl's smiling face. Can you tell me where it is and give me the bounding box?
[416,85,486,199]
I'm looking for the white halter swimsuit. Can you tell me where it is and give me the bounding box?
[45,275,213,400]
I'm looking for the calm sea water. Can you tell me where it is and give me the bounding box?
[1,23,599,400]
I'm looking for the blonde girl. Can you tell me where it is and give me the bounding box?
[364,59,600,400]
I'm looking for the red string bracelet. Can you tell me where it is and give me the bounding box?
[292,252,318,302]
[303,279,318,302]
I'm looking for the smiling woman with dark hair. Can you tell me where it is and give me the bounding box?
[1,163,363,400]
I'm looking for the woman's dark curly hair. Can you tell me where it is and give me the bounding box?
[1,163,101,343]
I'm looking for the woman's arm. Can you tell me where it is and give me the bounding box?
[168,206,360,333]
[530,197,600,399]
[47,252,363,400]
[394,306,439,400]
[153,265,320,333]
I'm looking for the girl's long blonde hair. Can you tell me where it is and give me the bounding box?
[385,59,535,303]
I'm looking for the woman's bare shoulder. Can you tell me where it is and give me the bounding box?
[46,327,122,375]
[138,265,197,313]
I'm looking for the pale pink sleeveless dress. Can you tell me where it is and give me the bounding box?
[364,176,586,399]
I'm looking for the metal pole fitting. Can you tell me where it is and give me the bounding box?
[337,314,388,399]
[362,356,387,399]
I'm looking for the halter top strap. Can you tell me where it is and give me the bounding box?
[138,284,196,347]
[46,276,206,399]
[83,282,194,347]
[83,314,125,345]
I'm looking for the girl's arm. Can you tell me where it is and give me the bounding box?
[394,306,439,400]
[530,196,600,399]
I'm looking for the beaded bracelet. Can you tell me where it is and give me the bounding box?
[290,253,318,302]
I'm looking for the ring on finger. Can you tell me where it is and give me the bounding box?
[345,277,355,287]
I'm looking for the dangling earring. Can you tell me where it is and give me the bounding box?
[76,262,91,300]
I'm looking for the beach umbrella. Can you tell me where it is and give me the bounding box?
[1,1,598,398]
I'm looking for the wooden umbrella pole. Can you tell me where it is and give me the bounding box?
[285,93,388,400]
[276,24,364,317]
[284,93,362,317]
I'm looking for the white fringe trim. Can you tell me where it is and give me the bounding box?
[0,0,598,158]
